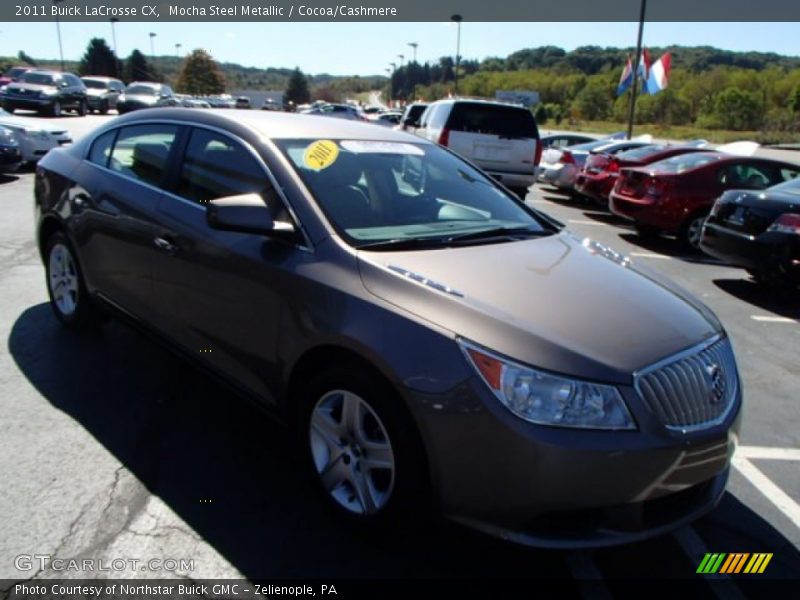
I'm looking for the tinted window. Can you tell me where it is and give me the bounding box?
[88,130,118,168]
[125,84,158,95]
[717,163,774,189]
[446,103,538,138]
[651,153,721,174]
[404,104,428,125]
[616,145,668,161]
[177,129,285,218]
[82,79,108,89]
[109,124,178,187]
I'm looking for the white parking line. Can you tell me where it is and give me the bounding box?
[673,527,745,600]
[750,315,797,324]
[630,252,672,260]
[737,445,800,461]
[732,454,800,529]
[567,219,606,226]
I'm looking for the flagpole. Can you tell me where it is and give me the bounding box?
[626,0,647,139]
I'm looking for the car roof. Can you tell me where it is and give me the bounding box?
[107,107,436,143]
[429,98,529,110]
[81,76,118,81]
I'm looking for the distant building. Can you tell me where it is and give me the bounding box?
[230,89,285,108]
[495,90,540,107]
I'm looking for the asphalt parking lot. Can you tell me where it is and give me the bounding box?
[0,113,798,593]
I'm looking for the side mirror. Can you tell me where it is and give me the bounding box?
[206,193,296,239]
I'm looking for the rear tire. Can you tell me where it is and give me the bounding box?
[298,365,430,531]
[44,231,102,330]
[681,212,708,249]
[100,100,109,115]
[50,101,62,118]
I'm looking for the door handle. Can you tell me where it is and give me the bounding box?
[153,236,176,253]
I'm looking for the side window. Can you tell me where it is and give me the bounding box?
[109,124,179,187]
[719,163,773,189]
[780,168,800,182]
[418,106,432,128]
[177,128,287,220]
[88,129,118,168]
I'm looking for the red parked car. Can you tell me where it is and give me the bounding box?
[609,152,800,247]
[575,143,711,206]
[0,66,32,87]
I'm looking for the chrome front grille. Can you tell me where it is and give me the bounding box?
[635,336,738,431]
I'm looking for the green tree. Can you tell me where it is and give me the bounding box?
[701,86,763,130]
[17,50,37,66]
[285,67,310,105]
[571,78,611,120]
[78,38,117,77]
[125,50,154,82]
[175,49,226,95]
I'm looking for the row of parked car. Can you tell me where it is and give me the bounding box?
[538,134,800,287]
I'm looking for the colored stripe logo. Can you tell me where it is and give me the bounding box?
[697,553,773,574]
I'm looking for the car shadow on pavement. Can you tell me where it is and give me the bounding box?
[712,279,800,320]
[617,232,731,266]
[0,174,21,184]
[580,210,631,227]
[6,304,575,581]
[8,304,800,583]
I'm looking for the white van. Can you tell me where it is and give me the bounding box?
[415,99,541,192]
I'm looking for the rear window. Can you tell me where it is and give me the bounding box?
[404,104,427,124]
[769,174,800,194]
[446,103,538,139]
[82,79,108,89]
[569,139,618,152]
[125,84,158,95]
[650,153,721,174]
[616,145,667,161]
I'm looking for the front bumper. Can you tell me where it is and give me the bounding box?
[1,94,53,110]
[0,145,22,172]
[405,373,740,548]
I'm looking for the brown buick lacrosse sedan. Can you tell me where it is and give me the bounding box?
[34,108,741,547]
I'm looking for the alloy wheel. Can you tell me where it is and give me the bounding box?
[52,101,61,117]
[48,243,79,316]
[686,215,706,248]
[309,390,395,516]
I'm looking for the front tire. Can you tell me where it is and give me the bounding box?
[682,212,708,249]
[44,231,100,329]
[50,100,62,118]
[299,366,429,528]
[77,99,88,116]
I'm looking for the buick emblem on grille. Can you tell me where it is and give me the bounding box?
[705,363,725,404]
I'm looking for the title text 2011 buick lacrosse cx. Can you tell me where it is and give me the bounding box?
[35,109,741,547]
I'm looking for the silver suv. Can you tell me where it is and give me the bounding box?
[416,99,541,192]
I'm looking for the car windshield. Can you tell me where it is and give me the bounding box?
[277,139,550,248]
[21,72,56,86]
[568,139,618,152]
[649,153,721,174]
[769,176,800,196]
[125,85,158,95]
[82,79,108,89]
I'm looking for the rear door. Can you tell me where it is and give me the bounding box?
[444,102,538,175]
[72,123,180,320]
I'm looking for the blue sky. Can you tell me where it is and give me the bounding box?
[0,22,798,76]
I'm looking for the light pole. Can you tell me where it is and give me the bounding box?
[398,54,405,68]
[149,32,156,59]
[53,0,67,71]
[109,17,119,77]
[408,42,418,63]
[175,43,182,57]
[389,62,397,105]
[451,14,462,96]
[626,0,647,139]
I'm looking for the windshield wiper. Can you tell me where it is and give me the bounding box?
[355,237,453,251]
[445,226,551,244]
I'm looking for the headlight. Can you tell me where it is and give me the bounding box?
[0,85,7,94]
[25,129,50,141]
[39,88,58,97]
[459,339,636,430]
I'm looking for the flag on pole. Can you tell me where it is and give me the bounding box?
[645,52,672,95]
[636,48,651,83]
[616,55,634,96]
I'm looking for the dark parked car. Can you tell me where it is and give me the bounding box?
[35,108,741,547]
[0,70,87,117]
[700,177,800,286]
[610,152,800,247]
[0,125,22,173]
[575,142,711,206]
[0,66,32,87]
[116,82,177,114]
[81,76,125,114]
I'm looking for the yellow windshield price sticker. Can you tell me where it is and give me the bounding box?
[303,140,339,170]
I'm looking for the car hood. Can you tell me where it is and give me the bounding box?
[357,232,719,383]
[0,113,66,133]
